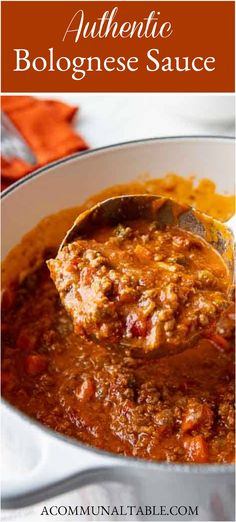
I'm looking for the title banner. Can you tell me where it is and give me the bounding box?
[2,1,235,92]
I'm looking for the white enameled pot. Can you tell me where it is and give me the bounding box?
[1,137,235,520]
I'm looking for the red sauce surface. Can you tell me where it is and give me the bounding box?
[2,259,234,464]
[1,175,235,464]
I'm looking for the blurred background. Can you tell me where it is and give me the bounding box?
[36,93,235,145]
[2,93,235,191]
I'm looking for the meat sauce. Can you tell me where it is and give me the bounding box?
[1,174,235,464]
[48,222,232,354]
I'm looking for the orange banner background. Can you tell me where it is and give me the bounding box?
[2,1,235,93]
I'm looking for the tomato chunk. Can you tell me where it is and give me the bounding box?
[181,401,213,433]
[126,312,147,337]
[207,333,230,351]
[75,377,95,402]
[80,267,95,286]
[25,354,48,376]
[183,435,209,463]
[2,288,15,310]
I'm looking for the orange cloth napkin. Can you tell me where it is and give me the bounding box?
[1,96,88,190]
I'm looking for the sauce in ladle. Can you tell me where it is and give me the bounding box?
[48,196,233,355]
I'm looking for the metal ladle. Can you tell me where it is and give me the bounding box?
[58,195,234,356]
[60,195,234,272]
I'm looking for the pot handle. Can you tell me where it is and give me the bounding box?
[2,404,130,510]
[2,464,141,510]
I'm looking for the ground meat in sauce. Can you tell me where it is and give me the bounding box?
[1,173,235,465]
[48,221,232,354]
[1,259,235,464]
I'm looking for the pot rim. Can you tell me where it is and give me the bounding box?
[2,134,235,474]
[2,397,234,474]
[2,134,235,200]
